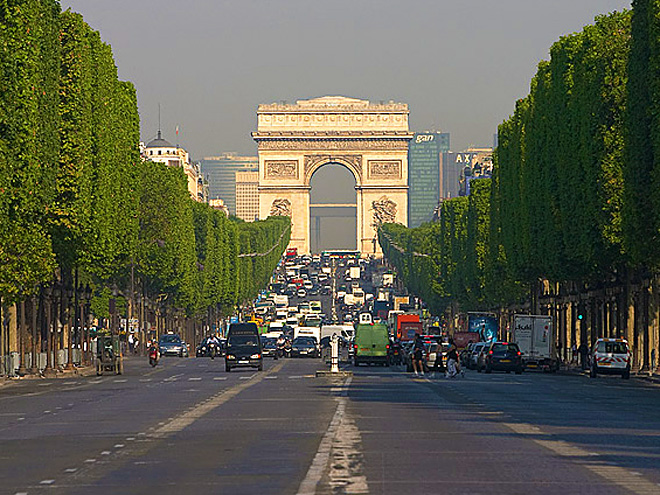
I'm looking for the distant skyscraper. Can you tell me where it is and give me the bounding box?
[200,153,258,215]
[408,132,450,227]
[235,171,259,221]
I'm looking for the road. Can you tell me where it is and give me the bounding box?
[1,357,659,494]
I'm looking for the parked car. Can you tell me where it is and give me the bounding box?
[468,342,488,370]
[477,341,523,374]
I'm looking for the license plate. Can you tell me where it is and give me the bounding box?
[528,364,537,368]
[600,362,610,366]
[500,359,511,363]
[239,360,249,364]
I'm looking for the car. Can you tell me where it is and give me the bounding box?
[159,334,188,357]
[290,337,319,358]
[297,288,307,298]
[590,338,631,379]
[260,337,278,358]
[468,342,488,370]
[478,341,523,374]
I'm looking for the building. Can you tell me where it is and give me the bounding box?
[200,153,258,215]
[235,171,259,221]
[209,198,230,217]
[143,131,208,202]
[407,132,450,228]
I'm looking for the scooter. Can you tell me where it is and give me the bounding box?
[208,342,218,360]
[148,347,159,367]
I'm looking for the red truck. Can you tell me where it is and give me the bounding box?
[389,313,422,342]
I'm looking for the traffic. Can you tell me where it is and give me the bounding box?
[152,249,634,383]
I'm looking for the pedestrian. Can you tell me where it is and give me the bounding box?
[445,342,462,378]
[571,343,577,365]
[578,341,589,371]
[412,333,425,376]
[128,332,135,354]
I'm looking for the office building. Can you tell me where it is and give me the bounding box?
[200,153,258,215]
[235,171,259,221]
[407,132,450,227]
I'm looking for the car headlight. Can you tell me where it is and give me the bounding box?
[226,354,236,360]
[201,346,206,351]
[250,353,261,359]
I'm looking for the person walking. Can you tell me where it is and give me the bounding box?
[578,341,589,371]
[445,342,462,378]
[412,334,425,376]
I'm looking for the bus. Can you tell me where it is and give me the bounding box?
[321,250,361,260]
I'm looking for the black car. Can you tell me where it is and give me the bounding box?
[261,337,278,358]
[290,337,319,358]
[159,334,188,357]
[478,342,523,374]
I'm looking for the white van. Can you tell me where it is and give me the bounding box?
[590,338,631,379]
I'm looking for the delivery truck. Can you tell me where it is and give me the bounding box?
[512,314,558,372]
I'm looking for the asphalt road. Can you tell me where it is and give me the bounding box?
[1,357,659,494]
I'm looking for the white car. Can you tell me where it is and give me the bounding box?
[590,338,631,379]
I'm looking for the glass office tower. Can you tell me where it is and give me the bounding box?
[407,132,450,227]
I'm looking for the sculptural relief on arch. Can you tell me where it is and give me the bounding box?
[253,96,412,256]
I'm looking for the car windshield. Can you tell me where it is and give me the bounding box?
[596,341,628,354]
[229,335,259,347]
[160,335,181,343]
[293,337,315,346]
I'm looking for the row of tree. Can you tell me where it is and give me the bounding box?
[380,6,660,369]
[0,1,289,356]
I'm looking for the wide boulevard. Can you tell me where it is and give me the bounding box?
[1,357,659,495]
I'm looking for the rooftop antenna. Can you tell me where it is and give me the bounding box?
[157,103,162,140]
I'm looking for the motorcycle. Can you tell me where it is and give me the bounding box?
[148,346,159,367]
[208,342,218,360]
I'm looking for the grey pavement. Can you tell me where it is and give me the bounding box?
[1,356,659,494]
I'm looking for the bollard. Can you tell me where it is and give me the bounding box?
[331,333,339,373]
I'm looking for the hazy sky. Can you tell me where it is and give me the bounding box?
[60,0,631,160]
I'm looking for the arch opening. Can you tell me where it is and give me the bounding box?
[309,162,357,254]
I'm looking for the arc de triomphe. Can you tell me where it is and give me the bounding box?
[253,96,412,256]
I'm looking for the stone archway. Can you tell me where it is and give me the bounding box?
[253,96,412,256]
[309,161,358,252]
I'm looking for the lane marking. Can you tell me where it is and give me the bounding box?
[188,377,201,381]
[503,422,660,494]
[297,376,368,495]
[213,377,227,381]
[40,479,55,485]
[151,363,283,437]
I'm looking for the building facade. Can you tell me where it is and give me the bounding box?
[407,132,450,227]
[200,153,258,215]
[143,131,208,202]
[235,171,259,221]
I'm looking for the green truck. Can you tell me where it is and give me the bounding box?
[353,320,390,366]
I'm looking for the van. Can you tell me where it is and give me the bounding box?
[353,322,389,366]
[225,323,263,372]
[590,338,631,379]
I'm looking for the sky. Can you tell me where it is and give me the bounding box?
[60,0,632,160]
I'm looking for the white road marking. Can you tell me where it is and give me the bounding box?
[40,479,55,485]
[114,444,124,448]
[503,422,660,494]
[113,379,127,383]
[64,468,77,473]
[213,377,227,381]
[297,377,368,495]
[264,376,278,379]
[84,459,96,463]
[188,377,201,381]
[139,378,152,382]
[100,451,111,455]
[126,437,135,441]
[150,362,283,437]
